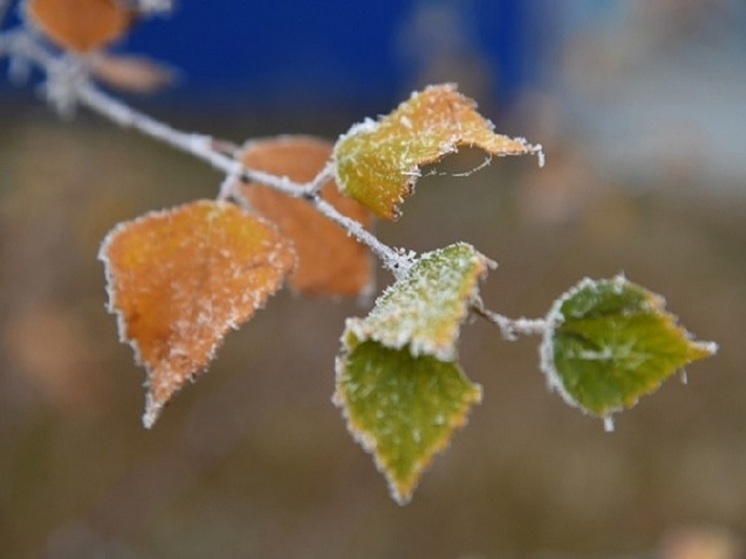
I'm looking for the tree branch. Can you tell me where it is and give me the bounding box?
[75,81,411,274]
[1,23,534,331]
[472,302,546,340]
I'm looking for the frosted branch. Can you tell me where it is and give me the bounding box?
[0,22,540,317]
[313,196,410,276]
[472,303,546,340]
[76,82,408,273]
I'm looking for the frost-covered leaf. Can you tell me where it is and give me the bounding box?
[334,340,482,505]
[333,83,541,219]
[345,242,492,361]
[26,0,135,52]
[241,136,374,298]
[541,276,717,420]
[335,243,488,503]
[90,54,176,93]
[99,200,295,428]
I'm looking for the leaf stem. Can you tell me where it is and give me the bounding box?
[472,303,546,340]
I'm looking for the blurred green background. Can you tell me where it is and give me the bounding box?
[1,2,745,558]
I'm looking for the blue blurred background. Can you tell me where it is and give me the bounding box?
[134,1,527,109]
[2,2,746,558]
[119,1,529,109]
[1,0,531,109]
[2,0,532,115]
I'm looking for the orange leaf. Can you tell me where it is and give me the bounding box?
[90,53,176,94]
[240,135,374,298]
[99,200,295,427]
[334,83,541,219]
[26,0,135,52]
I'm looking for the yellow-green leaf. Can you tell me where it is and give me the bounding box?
[99,200,295,427]
[336,243,489,503]
[541,276,717,420]
[333,83,541,219]
[345,242,492,361]
[334,340,482,505]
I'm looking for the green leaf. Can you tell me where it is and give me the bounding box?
[336,243,490,503]
[345,242,493,361]
[541,275,717,420]
[334,340,482,505]
[333,83,541,219]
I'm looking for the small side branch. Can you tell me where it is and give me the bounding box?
[472,303,546,340]
[313,197,410,276]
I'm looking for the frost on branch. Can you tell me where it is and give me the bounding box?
[333,83,543,219]
[334,243,489,504]
[240,136,375,298]
[25,0,135,52]
[99,200,295,428]
[540,275,718,423]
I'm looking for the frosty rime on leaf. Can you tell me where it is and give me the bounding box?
[335,243,489,504]
[99,200,295,427]
[333,84,542,219]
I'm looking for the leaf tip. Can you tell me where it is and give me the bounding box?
[603,415,615,433]
[692,339,719,358]
[142,392,161,429]
[99,200,294,426]
[335,339,481,504]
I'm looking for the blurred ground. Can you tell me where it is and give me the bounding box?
[2,1,746,558]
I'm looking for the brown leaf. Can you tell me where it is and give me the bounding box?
[99,200,295,427]
[90,54,176,94]
[240,135,374,298]
[26,0,135,52]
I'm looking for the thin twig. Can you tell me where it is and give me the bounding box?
[303,161,335,195]
[314,196,410,276]
[472,302,546,340]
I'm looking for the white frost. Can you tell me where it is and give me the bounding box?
[603,415,615,433]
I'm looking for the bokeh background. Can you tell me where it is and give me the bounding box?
[1,1,745,558]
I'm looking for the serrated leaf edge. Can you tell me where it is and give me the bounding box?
[332,84,543,219]
[343,243,493,362]
[98,200,295,428]
[539,274,718,423]
[332,347,483,505]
